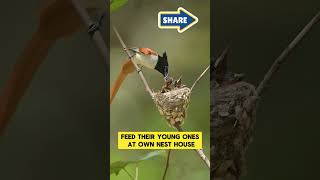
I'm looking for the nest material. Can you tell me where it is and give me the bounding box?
[211,81,258,180]
[153,86,191,127]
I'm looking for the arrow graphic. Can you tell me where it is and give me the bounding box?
[158,7,199,33]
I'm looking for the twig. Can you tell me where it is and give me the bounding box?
[162,150,172,180]
[190,65,210,91]
[112,25,153,96]
[256,11,320,96]
[135,165,139,180]
[123,168,135,180]
[70,0,109,69]
[175,125,210,168]
[112,26,210,169]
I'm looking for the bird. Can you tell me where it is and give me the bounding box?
[128,47,169,77]
[161,76,174,93]
[214,47,244,86]
[173,75,184,88]
[110,47,170,103]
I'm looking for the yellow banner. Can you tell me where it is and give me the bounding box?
[118,132,202,149]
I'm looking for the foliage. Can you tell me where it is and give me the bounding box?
[110,150,166,176]
[110,0,128,12]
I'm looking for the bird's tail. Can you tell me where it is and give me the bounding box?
[110,59,135,104]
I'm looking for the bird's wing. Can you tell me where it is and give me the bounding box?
[139,48,158,55]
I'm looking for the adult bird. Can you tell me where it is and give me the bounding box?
[110,47,169,103]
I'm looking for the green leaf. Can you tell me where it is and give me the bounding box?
[110,150,166,175]
[110,0,128,12]
[110,160,135,175]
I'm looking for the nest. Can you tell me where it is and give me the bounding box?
[211,81,257,179]
[153,86,191,127]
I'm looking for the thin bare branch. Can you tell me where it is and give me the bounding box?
[175,125,210,168]
[162,150,172,180]
[70,0,109,68]
[191,65,210,91]
[257,11,320,96]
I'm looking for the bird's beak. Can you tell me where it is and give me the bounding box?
[177,75,183,82]
[126,47,140,57]
[128,47,140,54]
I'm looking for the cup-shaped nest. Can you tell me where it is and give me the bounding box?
[153,87,191,127]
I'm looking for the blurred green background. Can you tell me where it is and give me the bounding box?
[213,0,320,179]
[110,0,210,180]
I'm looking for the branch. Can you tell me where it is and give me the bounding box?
[162,150,172,180]
[190,65,210,91]
[175,125,210,168]
[70,0,109,69]
[257,11,320,96]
